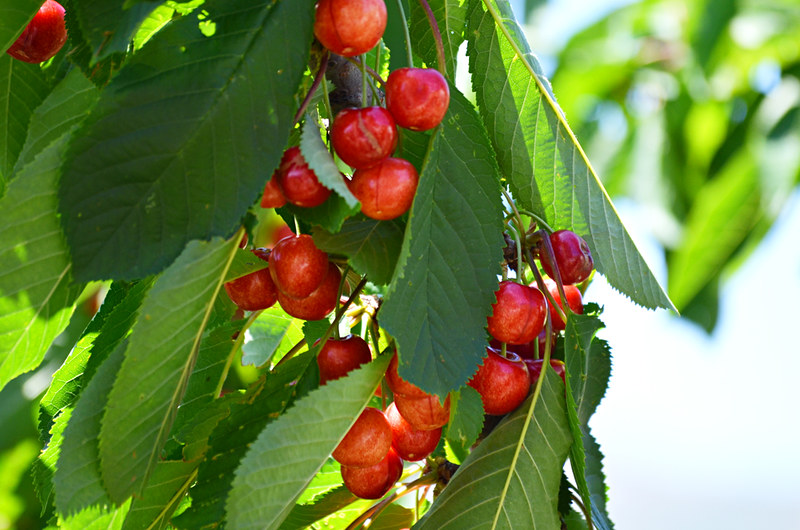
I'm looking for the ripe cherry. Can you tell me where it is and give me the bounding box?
[6,1,67,64]
[487,281,547,345]
[543,279,583,331]
[349,157,418,220]
[468,348,530,416]
[268,223,294,248]
[385,68,450,131]
[316,335,372,385]
[331,107,398,169]
[539,230,594,285]
[332,407,392,468]
[260,172,286,208]
[385,353,427,399]
[314,0,387,57]
[275,147,331,208]
[268,234,328,299]
[393,393,450,431]
[385,402,441,462]
[341,447,403,499]
[525,358,566,387]
[277,262,341,321]
[223,249,278,311]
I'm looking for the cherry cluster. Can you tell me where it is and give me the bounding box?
[5,1,67,64]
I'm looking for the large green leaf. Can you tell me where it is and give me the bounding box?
[410,0,468,78]
[467,0,673,311]
[300,114,358,208]
[225,354,391,530]
[71,0,162,63]
[122,460,197,530]
[416,371,572,528]
[0,133,81,392]
[280,486,357,530]
[380,88,505,397]
[98,237,238,502]
[0,54,50,190]
[312,215,405,285]
[59,0,316,281]
[444,386,484,464]
[0,0,40,53]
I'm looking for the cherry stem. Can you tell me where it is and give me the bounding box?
[501,188,528,284]
[214,308,262,398]
[394,0,414,67]
[417,0,446,75]
[525,245,568,325]
[534,229,573,320]
[517,208,554,234]
[505,222,524,285]
[345,471,438,529]
[360,53,368,107]
[333,265,353,339]
[294,50,329,124]
[320,74,334,123]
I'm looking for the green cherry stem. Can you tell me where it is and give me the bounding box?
[360,53,368,108]
[417,0,446,74]
[525,245,568,325]
[394,0,414,67]
[294,49,329,124]
[320,74,334,124]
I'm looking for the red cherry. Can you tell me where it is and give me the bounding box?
[331,107,398,169]
[314,0,387,57]
[543,279,583,331]
[260,172,286,208]
[385,402,441,462]
[223,249,278,311]
[332,407,392,467]
[6,1,67,64]
[487,281,547,345]
[277,262,341,321]
[468,348,530,416]
[268,234,329,299]
[525,358,566,387]
[275,147,331,208]
[393,393,450,431]
[540,230,594,285]
[349,158,418,220]
[316,335,372,385]
[268,223,294,248]
[385,68,450,131]
[341,447,403,499]
[385,353,427,399]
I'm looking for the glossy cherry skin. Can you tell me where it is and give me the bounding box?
[268,223,294,248]
[331,107,398,169]
[223,249,278,311]
[385,401,441,462]
[468,348,530,416]
[385,353,428,399]
[540,230,594,285]
[385,68,450,131]
[349,157,418,220]
[275,147,331,208]
[268,234,328,299]
[341,446,403,499]
[6,1,67,64]
[316,334,372,385]
[277,262,341,321]
[260,172,286,208]
[487,281,547,345]
[332,407,392,467]
[543,279,583,331]
[314,0,387,57]
[393,393,450,431]
[525,358,566,387]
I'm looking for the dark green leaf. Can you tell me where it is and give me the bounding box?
[122,460,197,530]
[444,386,484,464]
[300,114,358,208]
[410,0,468,78]
[60,0,316,281]
[584,428,614,530]
[0,0,40,53]
[283,192,359,234]
[312,215,405,285]
[72,0,161,63]
[416,371,572,528]
[224,247,268,282]
[381,88,505,397]
[99,237,238,502]
[225,354,391,530]
[564,306,611,425]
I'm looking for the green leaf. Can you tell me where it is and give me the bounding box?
[564,306,611,425]
[59,502,130,530]
[416,371,572,528]
[59,0,316,281]
[0,133,81,392]
[72,0,162,64]
[312,215,405,285]
[279,486,357,530]
[283,192,359,234]
[381,88,505,397]
[98,237,238,502]
[370,503,415,530]
[467,0,673,311]
[32,404,71,515]
[225,354,391,530]
[300,114,358,208]
[444,386,484,464]
[241,306,297,367]
[0,0,40,53]
[122,460,197,530]
[584,428,614,530]
[0,54,50,190]
[409,0,468,79]
[224,247,268,282]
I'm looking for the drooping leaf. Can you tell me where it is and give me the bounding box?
[564,305,611,425]
[59,0,316,281]
[312,215,405,285]
[467,0,673,311]
[300,114,358,208]
[409,0,468,79]
[122,459,197,530]
[381,88,505,397]
[98,237,238,503]
[225,354,391,530]
[0,133,81,392]
[444,386,484,464]
[71,0,162,63]
[584,428,614,530]
[416,371,572,528]
[0,1,40,53]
